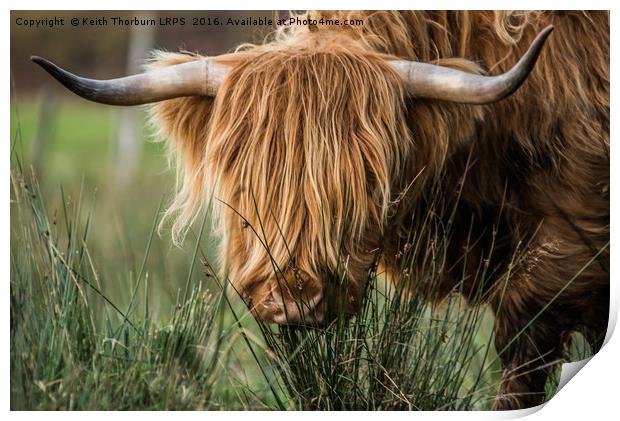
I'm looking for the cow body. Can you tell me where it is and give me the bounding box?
[362,11,610,409]
[369,11,608,409]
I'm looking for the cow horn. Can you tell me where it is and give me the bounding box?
[390,25,553,104]
[30,56,229,106]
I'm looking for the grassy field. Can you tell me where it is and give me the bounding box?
[10,98,591,410]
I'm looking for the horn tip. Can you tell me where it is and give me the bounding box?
[30,55,45,64]
[30,56,55,71]
[530,25,554,55]
[538,25,554,41]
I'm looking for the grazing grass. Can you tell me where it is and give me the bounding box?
[10,99,595,410]
[258,290,500,410]
[249,182,504,410]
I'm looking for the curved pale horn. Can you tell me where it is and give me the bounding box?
[31,56,229,106]
[390,25,553,104]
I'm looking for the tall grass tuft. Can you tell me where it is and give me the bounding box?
[244,181,501,410]
[10,165,225,410]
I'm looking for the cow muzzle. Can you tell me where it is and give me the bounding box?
[244,280,326,325]
[243,276,366,326]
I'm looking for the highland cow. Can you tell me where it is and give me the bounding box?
[33,10,609,410]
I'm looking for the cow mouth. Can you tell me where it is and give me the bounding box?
[248,286,326,326]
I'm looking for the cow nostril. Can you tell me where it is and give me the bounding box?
[265,290,276,304]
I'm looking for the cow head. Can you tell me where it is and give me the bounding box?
[32,25,552,325]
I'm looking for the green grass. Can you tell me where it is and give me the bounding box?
[9,163,500,410]
[10,99,595,410]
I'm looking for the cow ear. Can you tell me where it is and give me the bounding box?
[399,58,486,174]
[147,52,216,173]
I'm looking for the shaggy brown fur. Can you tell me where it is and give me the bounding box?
[148,11,609,410]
